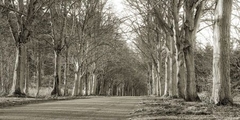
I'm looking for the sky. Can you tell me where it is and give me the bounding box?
[107,0,125,16]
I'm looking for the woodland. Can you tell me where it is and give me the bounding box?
[0,0,240,114]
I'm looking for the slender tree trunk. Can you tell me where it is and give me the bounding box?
[151,63,155,95]
[24,53,29,95]
[0,53,3,92]
[157,37,162,96]
[63,48,69,96]
[78,69,83,96]
[147,64,151,95]
[35,52,41,97]
[51,50,61,96]
[92,62,97,95]
[172,37,177,97]
[72,62,79,96]
[169,36,173,97]
[164,36,171,97]
[211,0,233,105]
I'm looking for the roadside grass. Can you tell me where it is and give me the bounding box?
[131,93,240,120]
[0,87,87,108]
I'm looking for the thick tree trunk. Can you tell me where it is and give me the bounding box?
[211,0,233,105]
[183,1,202,101]
[9,45,25,96]
[176,50,186,98]
[51,50,61,96]
[20,45,26,94]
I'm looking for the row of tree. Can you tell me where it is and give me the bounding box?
[0,0,147,97]
[126,0,234,105]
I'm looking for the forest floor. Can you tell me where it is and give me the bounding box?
[131,94,240,120]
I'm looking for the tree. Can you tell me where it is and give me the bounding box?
[1,0,42,96]
[211,0,233,105]
[183,0,205,101]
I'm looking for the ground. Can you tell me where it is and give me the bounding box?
[0,95,240,120]
[131,95,240,120]
[0,96,141,120]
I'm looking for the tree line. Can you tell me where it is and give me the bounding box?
[126,0,235,105]
[0,0,147,97]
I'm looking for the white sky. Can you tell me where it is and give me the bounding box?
[107,0,125,16]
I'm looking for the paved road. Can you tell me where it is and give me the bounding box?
[0,97,142,120]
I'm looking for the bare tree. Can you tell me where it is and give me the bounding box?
[211,0,233,105]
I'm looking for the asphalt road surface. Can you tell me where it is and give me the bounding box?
[0,96,142,120]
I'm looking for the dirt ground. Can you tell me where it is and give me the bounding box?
[131,95,240,120]
[0,96,88,108]
[0,96,140,120]
[1,95,240,120]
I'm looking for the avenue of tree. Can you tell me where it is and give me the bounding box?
[0,0,239,106]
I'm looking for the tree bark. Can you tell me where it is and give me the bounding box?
[211,0,233,105]
[9,44,25,96]
[91,62,97,95]
[171,36,177,97]
[51,50,61,96]
[23,52,29,95]
[63,47,69,96]
[183,0,204,101]
[164,35,172,97]
[151,63,156,95]
[72,62,79,96]
[35,52,41,97]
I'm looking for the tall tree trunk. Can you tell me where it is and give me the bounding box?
[0,53,3,93]
[72,62,79,96]
[164,36,171,97]
[92,62,97,95]
[183,0,204,101]
[151,63,156,95]
[63,47,69,96]
[211,0,233,105]
[35,52,41,97]
[156,34,162,96]
[24,53,29,95]
[51,50,61,96]
[171,36,177,97]
[20,45,26,94]
[147,63,151,95]
[172,0,186,99]
[9,44,25,96]
[78,69,83,96]
[176,49,186,98]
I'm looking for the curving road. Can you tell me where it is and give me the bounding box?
[0,96,142,120]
